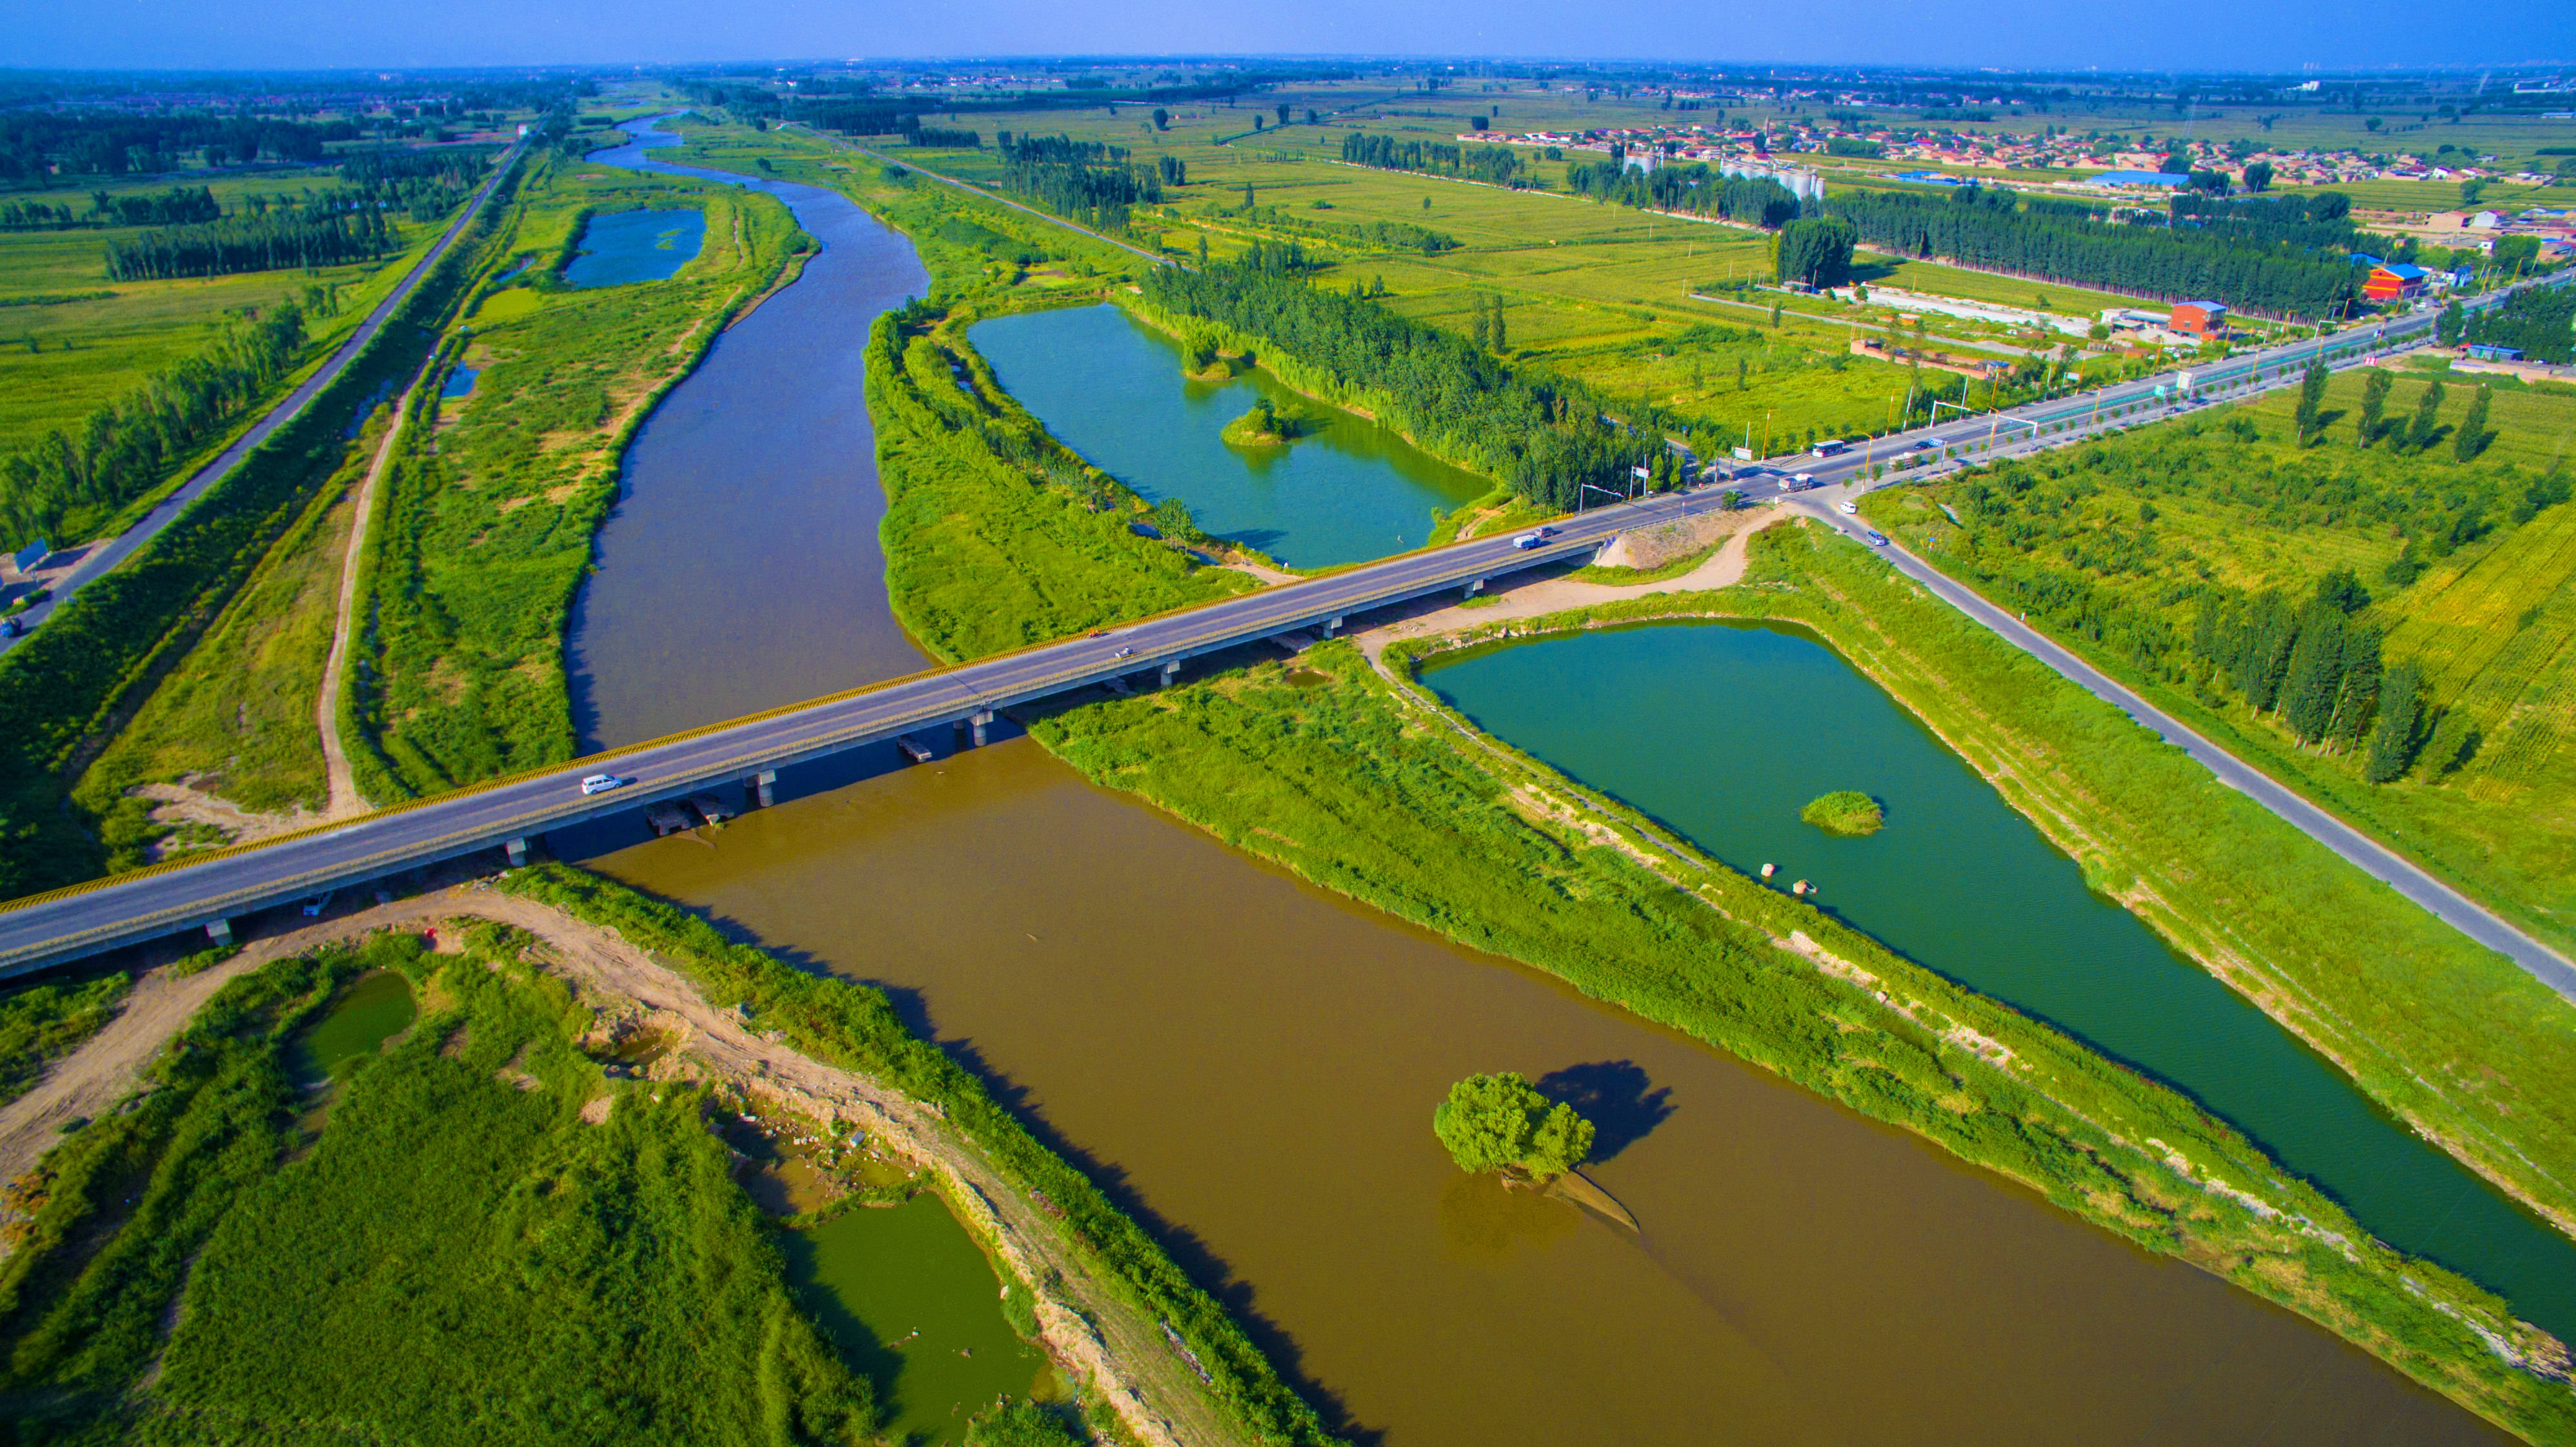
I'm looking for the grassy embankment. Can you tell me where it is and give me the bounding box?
[1011,526,2575,1442]
[0,161,514,896]
[1860,372,2576,962]
[65,407,396,855]
[346,152,806,800]
[0,927,875,1442]
[0,972,125,1108]
[0,873,1338,1445]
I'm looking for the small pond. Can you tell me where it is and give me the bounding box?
[439,366,478,400]
[782,1192,1052,1444]
[969,304,1489,569]
[561,208,705,288]
[1421,618,2576,1344]
[286,969,416,1084]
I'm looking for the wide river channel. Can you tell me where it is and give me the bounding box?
[566,123,2518,1444]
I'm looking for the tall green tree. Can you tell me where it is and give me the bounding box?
[2363,662,2423,782]
[2279,605,2350,744]
[2453,384,2491,462]
[2356,369,2391,449]
[2326,625,2384,751]
[1432,1073,1596,1183]
[2406,378,2446,452]
[2293,361,2328,444]
[2435,300,2466,345]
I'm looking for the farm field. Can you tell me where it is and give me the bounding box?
[0,166,460,458]
[1862,366,2576,955]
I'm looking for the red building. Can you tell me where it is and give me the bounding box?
[2169,299,2229,335]
[2364,264,2429,303]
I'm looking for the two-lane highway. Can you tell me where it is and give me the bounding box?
[0,483,1733,976]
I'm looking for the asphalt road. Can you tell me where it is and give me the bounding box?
[0,485,1727,975]
[0,141,523,659]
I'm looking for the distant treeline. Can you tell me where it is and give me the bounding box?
[0,305,307,543]
[2166,190,2379,253]
[1563,159,1802,227]
[993,132,1165,232]
[907,126,981,149]
[1228,201,1455,255]
[699,73,1291,137]
[1142,259,1663,511]
[1819,185,2359,317]
[1340,132,1533,188]
[105,208,400,281]
[0,83,562,180]
[1,187,221,232]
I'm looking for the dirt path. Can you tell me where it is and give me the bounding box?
[0,885,1251,1447]
[1357,505,1785,669]
[316,379,422,820]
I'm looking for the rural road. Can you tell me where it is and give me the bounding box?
[0,139,522,659]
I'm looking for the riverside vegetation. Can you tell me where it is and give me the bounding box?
[1859,367,2576,958]
[0,867,1337,1445]
[1433,1071,1596,1184]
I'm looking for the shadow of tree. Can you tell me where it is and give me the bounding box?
[1534,1060,1674,1164]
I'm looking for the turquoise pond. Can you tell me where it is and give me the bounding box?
[439,367,478,400]
[969,304,1489,569]
[562,208,705,288]
[1422,618,2576,1344]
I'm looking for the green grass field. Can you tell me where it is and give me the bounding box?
[1862,369,2576,964]
[0,165,454,465]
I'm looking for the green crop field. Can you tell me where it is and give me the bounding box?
[0,166,454,464]
[1862,367,2576,958]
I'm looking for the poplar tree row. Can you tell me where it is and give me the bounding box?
[1339,132,1533,187]
[0,305,308,543]
[993,133,1163,232]
[1561,160,1801,227]
[1141,259,1660,511]
[104,208,399,281]
[1822,186,2359,317]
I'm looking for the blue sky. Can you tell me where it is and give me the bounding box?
[5,0,2570,74]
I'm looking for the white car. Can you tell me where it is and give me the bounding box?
[1112,645,1134,660]
[1836,500,1858,516]
[579,773,627,796]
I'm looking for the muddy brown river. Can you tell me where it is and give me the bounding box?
[587,741,2503,1446]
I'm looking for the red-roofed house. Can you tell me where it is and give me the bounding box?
[2169,300,2229,335]
[2364,263,2430,302]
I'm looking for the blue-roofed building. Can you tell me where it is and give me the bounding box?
[2088,169,2191,189]
[2365,263,2429,302]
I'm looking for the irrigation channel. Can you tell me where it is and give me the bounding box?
[556,124,2517,1443]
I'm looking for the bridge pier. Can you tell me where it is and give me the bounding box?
[504,837,529,868]
[971,710,994,747]
[1322,614,1342,639]
[205,918,233,947]
[1464,578,1485,600]
[1159,659,1181,689]
[751,770,777,809]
